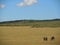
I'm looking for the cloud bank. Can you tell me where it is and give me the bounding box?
[0,4,5,8]
[16,0,38,7]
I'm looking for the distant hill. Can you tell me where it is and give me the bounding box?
[0,19,60,27]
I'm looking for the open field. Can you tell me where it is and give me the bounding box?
[0,26,60,45]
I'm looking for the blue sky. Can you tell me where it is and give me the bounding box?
[0,0,60,22]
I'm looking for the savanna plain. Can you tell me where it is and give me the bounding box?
[0,26,60,45]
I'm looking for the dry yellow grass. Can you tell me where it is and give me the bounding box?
[0,26,60,45]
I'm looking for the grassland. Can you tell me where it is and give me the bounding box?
[0,19,60,45]
[0,19,60,27]
[0,26,60,45]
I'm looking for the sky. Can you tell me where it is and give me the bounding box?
[0,0,60,22]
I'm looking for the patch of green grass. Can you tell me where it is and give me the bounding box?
[0,19,60,27]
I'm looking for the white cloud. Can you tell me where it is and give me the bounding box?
[24,0,37,5]
[16,0,38,7]
[0,4,5,8]
[16,2,25,7]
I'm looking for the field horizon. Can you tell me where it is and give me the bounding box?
[0,19,60,28]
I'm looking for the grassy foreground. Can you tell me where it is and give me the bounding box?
[0,26,60,45]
